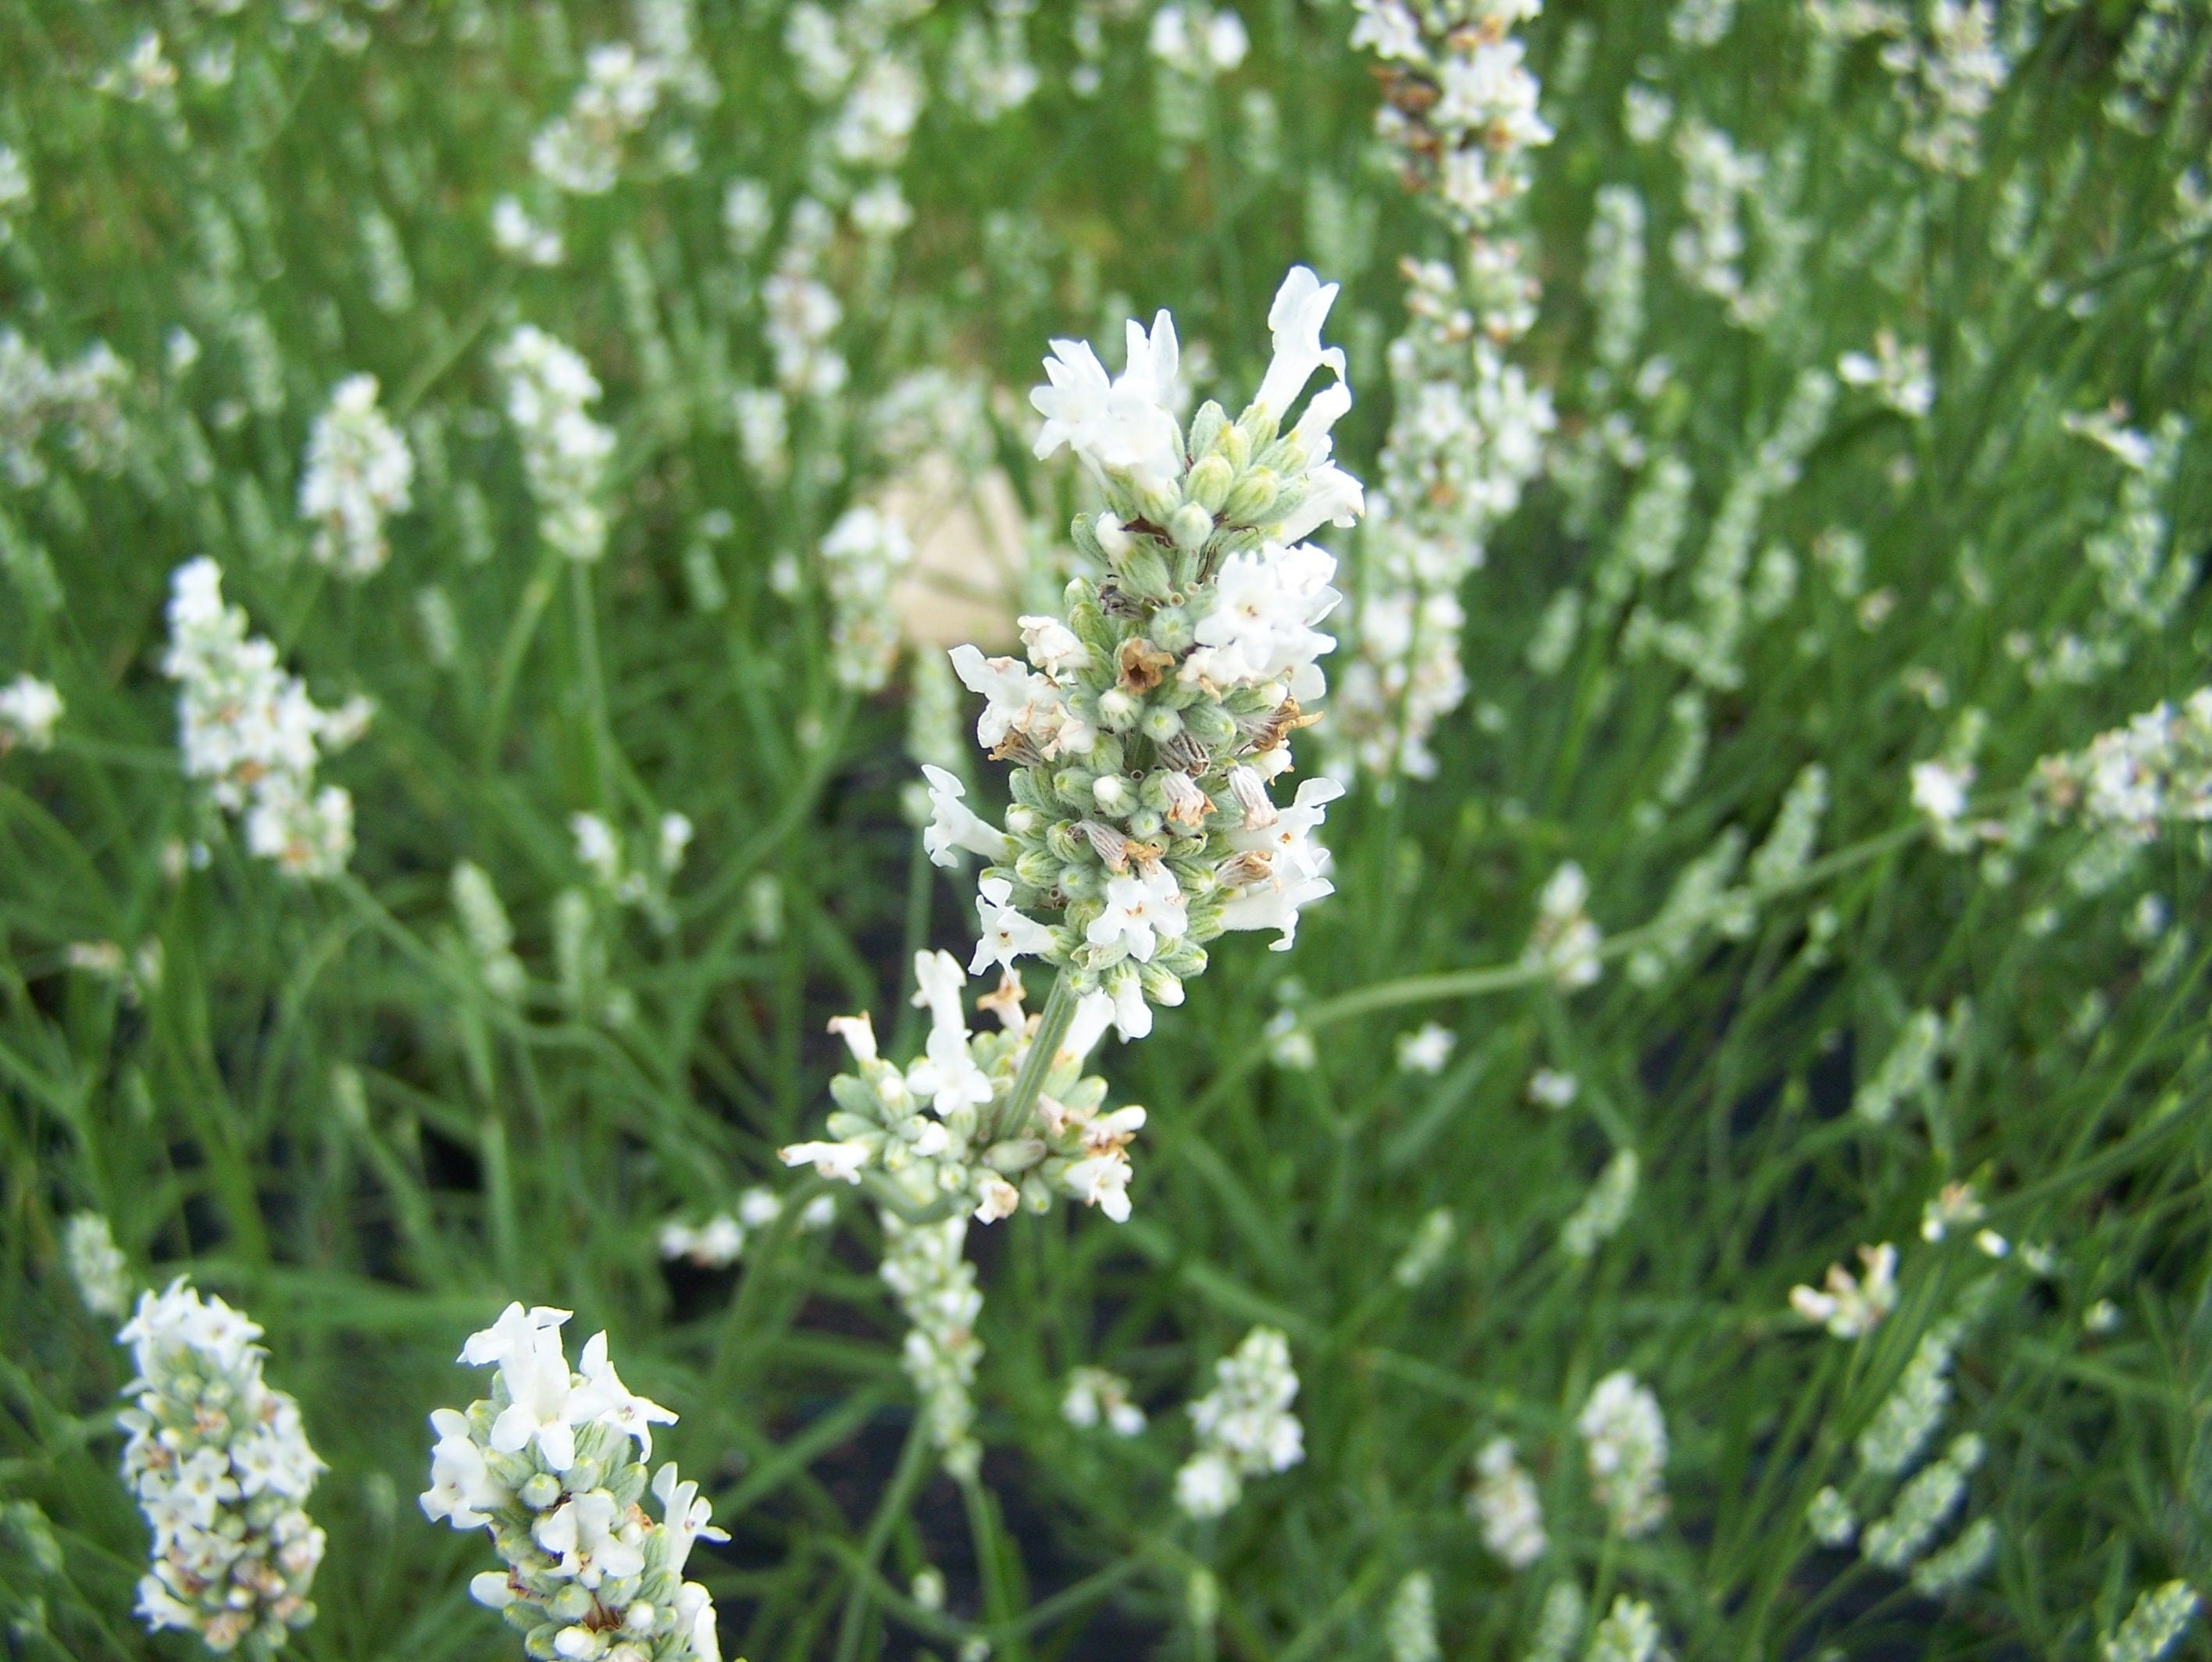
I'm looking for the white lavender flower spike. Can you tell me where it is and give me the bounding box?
[118,1279,326,1656]
[423,1305,725,1662]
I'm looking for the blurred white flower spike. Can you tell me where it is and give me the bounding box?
[118,1280,326,1656]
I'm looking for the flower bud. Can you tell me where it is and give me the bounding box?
[1168,502,1214,553]
[1148,603,1195,654]
[1139,705,1186,744]
[1092,774,1134,814]
[1094,512,1133,559]
[1015,848,1061,889]
[1097,687,1140,731]
[1119,544,1176,600]
[1185,453,1234,514]
[1187,399,1228,460]
[520,1472,564,1510]
[984,1138,1047,1172]
[1222,465,1280,525]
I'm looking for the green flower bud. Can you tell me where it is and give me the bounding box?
[1015,848,1061,889]
[1140,704,1186,744]
[1222,465,1280,525]
[1149,604,1195,654]
[519,1472,563,1510]
[1185,453,1235,514]
[1120,543,1175,601]
[1187,399,1229,460]
[984,1138,1047,1173]
[1168,502,1214,553]
[1097,687,1140,731]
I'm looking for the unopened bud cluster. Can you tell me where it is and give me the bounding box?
[117,1280,326,1656]
[421,1305,725,1662]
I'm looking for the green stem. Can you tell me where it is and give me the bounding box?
[1300,821,1928,1027]
[995,968,1080,1141]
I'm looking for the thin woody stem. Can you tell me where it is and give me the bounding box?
[994,967,1081,1140]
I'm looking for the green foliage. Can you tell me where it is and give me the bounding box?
[2,1,2209,1658]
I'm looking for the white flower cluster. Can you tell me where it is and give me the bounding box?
[1061,1366,1147,1436]
[917,266,1362,1041]
[760,199,847,401]
[161,558,360,880]
[297,373,413,579]
[0,141,28,244]
[65,1211,130,1317]
[1578,1371,1668,1537]
[1790,1242,1900,1339]
[1356,1,1552,230]
[495,326,616,565]
[421,1304,726,1662]
[1561,1149,1639,1259]
[782,952,1144,1225]
[1174,1326,1304,1519]
[1468,1436,1546,1568]
[819,503,913,693]
[2035,689,2212,847]
[453,861,529,1003]
[1338,3,1555,782]
[1862,1432,1983,1570]
[2102,1581,2201,1662]
[1838,331,1934,420]
[0,672,62,753]
[879,1213,985,1478]
[1148,5,1250,80]
[0,327,130,488]
[1386,1568,1440,1662]
[117,1281,326,1655]
[657,1186,833,1270]
[1522,861,1603,991]
[530,2,715,198]
[1879,1,2007,176]
[1584,1595,1662,1662]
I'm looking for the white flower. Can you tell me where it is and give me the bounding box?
[0,673,63,751]
[1029,312,1183,494]
[1019,614,1092,675]
[949,645,1061,751]
[972,876,1054,975]
[1579,1371,1668,1536]
[1253,266,1348,422]
[1063,1367,1147,1436]
[921,763,1012,867]
[1192,541,1343,696]
[909,950,994,1115]
[422,1408,506,1528]
[1174,1448,1242,1518]
[1397,1023,1456,1075]
[780,1138,872,1183]
[1061,1151,1134,1222]
[487,1328,586,1471]
[575,1332,677,1456]
[1911,758,1973,826]
[117,1281,325,1653]
[1789,1243,1900,1339]
[1086,864,1188,963]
